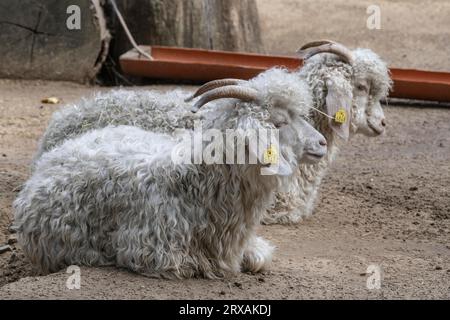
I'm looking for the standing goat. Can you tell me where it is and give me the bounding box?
[263,40,392,224]
[14,80,327,278]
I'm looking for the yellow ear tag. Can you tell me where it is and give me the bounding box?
[334,108,347,124]
[263,144,278,164]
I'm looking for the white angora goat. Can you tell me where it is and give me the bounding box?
[263,40,392,224]
[14,82,327,278]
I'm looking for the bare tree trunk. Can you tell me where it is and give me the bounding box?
[110,0,264,60]
[0,0,110,83]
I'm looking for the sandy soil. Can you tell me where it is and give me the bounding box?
[0,0,449,299]
[257,0,450,72]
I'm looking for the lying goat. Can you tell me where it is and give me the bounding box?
[14,83,327,278]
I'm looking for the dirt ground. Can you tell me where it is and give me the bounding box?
[0,0,449,299]
[257,0,450,72]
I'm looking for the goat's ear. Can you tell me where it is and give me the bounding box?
[325,77,352,140]
[237,116,293,176]
[256,134,293,177]
[261,156,293,176]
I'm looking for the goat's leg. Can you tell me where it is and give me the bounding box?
[241,236,274,273]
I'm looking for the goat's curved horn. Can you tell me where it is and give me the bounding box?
[191,85,259,113]
[296,39,353,64]
[185,79,248,102]
[299,39,334,50]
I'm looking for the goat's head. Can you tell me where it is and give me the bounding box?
[297,40,392,139]
[189,77,327,175]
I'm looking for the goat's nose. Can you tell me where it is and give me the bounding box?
[319,138,327,146]
[381,118,386,127]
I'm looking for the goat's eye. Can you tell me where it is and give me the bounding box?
[357,84,368,92]
[275,121,288,128]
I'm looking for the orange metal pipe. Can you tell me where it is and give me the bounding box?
[120,46,301,81]
[120,46,450,102]
[389,69,450,102]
